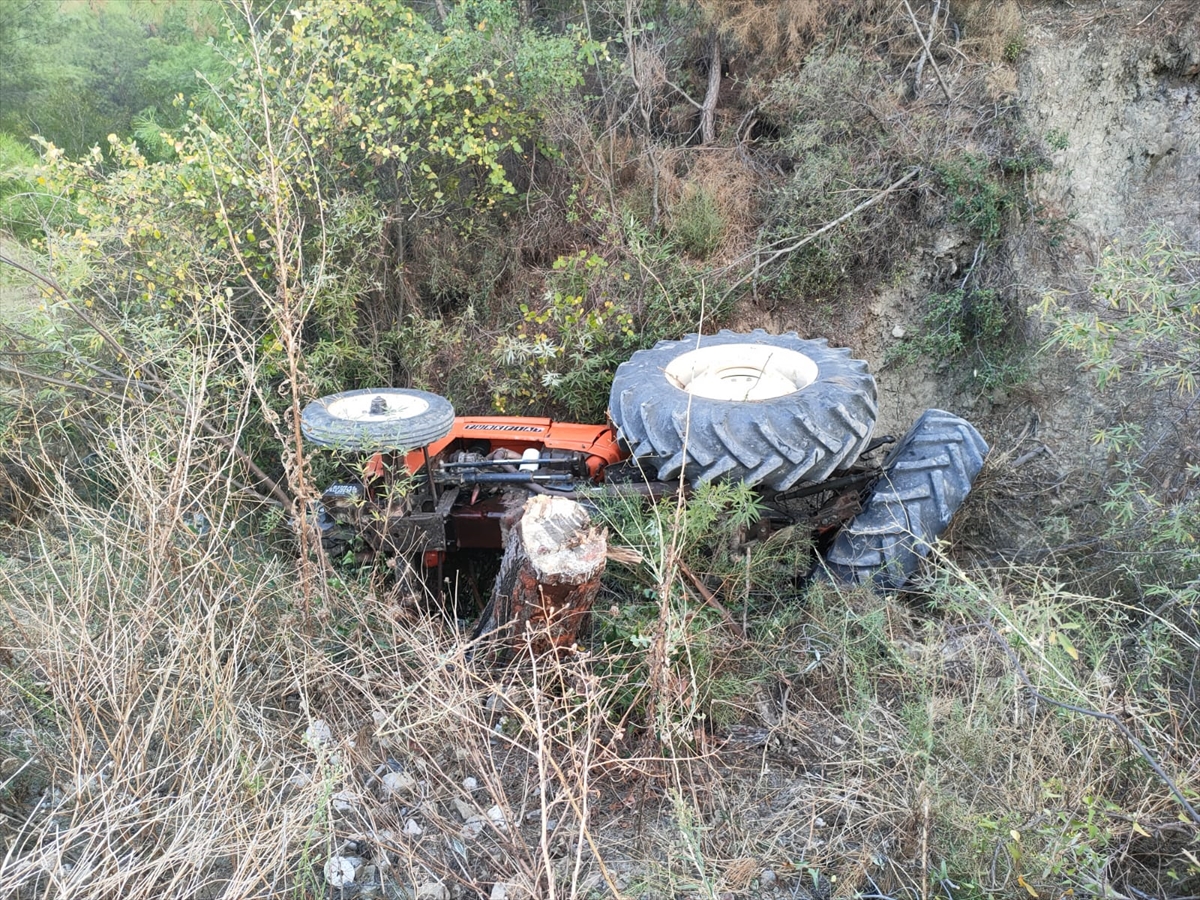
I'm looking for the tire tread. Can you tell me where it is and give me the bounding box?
[610,331,877,490]
[822,409,987,590]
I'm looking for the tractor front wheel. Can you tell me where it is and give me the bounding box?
[301,388,455,452]
[821,409,988,590]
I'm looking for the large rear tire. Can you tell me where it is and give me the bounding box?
[821,409,988,590]
[609,330,877,490]
[301,388,455,452]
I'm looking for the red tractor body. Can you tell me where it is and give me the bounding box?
[315,413,627,564]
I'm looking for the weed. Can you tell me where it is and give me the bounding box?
[669,186,726,260]
[935,154,1012,245]
[755,48,910,298]
[1046,128,1070,152]
[889,287,1021,385]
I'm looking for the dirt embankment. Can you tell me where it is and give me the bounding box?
[867,4,1199,564]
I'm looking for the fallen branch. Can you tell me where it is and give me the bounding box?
[911,0,941,98]
[977,619,1200,826]
[678,560,746,640]
[700,25,721,145]
[903,0,953,103]
[721,167,920,295]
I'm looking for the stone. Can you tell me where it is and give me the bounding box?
[415,882,449,900]
[452,797,476,822]
[403,818,423,837]
[305,719,334,748]
[461,817,485,839]
[332,789,357,812]
[382,771,417,795]
[891,324,907,339]
[324,855,363,888]
[485,805,508,831]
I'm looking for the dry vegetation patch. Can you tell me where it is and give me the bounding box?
[3,457,1197,899]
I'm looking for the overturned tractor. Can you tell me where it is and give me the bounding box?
[300,331,988,614]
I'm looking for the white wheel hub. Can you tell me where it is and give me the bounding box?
[664,344,819,401]
[325,392,430,423]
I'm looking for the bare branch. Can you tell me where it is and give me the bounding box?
[719,167,920,294]
[903,0,953,103]
[978,620,1200,826]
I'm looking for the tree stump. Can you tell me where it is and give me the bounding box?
[474,494,607,656]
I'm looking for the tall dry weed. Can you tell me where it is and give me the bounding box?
[700,0,883,71]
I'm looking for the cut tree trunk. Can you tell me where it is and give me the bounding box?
[474,494,607,656]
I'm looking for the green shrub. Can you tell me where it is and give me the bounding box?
[756,49,907,297]
[0,133,50,240]
[1041,227,1200,589]
[889,287,1016,383]
[935,153,1012,245]
[669,187,725,259]
[490,213,736,421]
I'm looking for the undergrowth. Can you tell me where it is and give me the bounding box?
[2,423,1197,898]
[1,4,1198,900]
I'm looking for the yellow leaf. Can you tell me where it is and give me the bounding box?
[1056,631,1080,661]
[1010,830,1021,842]
[1017,874,1039,898]
[1131,822,1151,837]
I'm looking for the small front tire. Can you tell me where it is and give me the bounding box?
[301,388,455,452]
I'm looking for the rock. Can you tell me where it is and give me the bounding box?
[403,818,423,837]
[382,771,417,795]
[452,797,476,822]
[324,855,363,888]
[760,869,777,888]
[485,805,508,831]
[891,324,907,339]
[461,816,485,839]
[415,882,449,900]
[490,883,509,900]
[305,719,334,748]
[332,789,357,812]
[462,776,479,792]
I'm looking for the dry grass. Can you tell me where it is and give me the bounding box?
[2,5,1199,896]
[956,1,1024,63]
[3,403,1198,899]
[700,0,886,72]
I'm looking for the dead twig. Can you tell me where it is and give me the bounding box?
[0,361,288,511]
[902,0,953,103]
[719,168,919,296]
[977,619,1200,826]
[678,560,746,640]
[0,260,296,515]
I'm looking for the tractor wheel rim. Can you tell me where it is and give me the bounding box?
[326,393,430,422]
[663,344,819,401]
